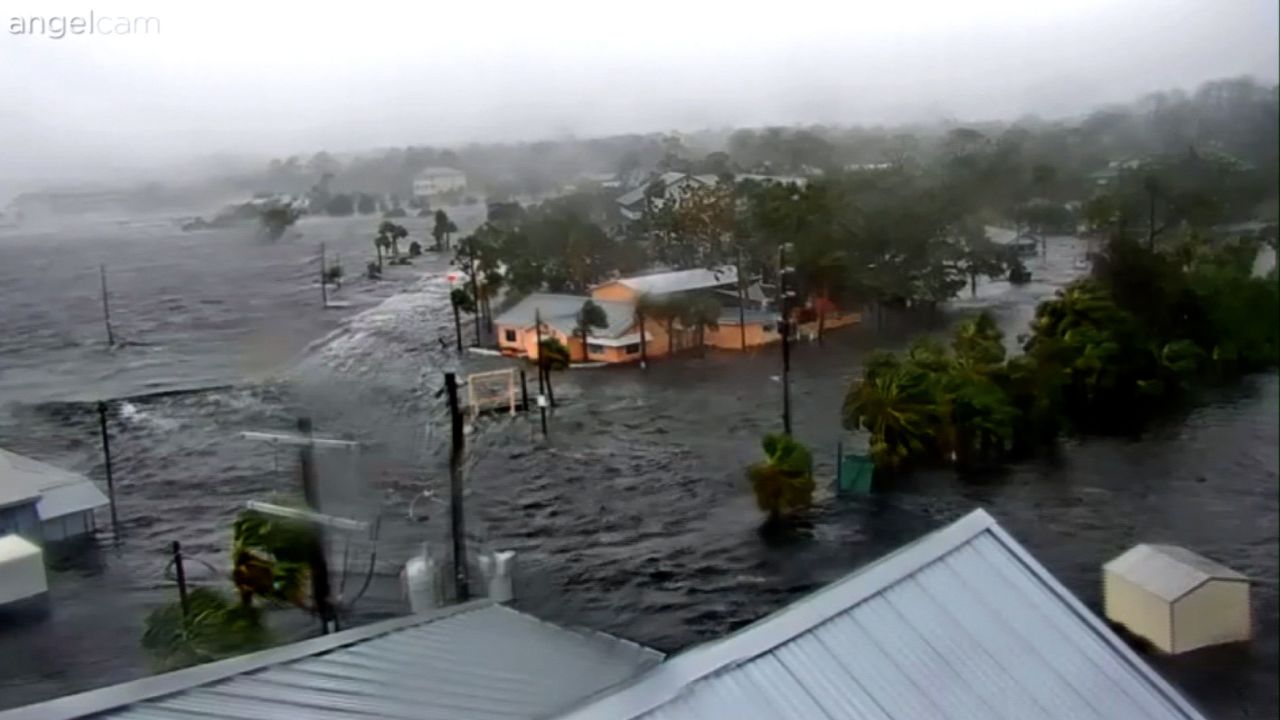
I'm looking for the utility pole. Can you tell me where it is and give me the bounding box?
[172,540,191,621]
[736,247,748,351]
[296,416,336,634]
[96,401,120,534]
[467,243,483,344]
[444,373,469,601]
[99,265,115,347]
[534,309,548,436]
[320,243,328,308]
[777,243,794,436]
[239,427,361,633]
[451,292,464,352]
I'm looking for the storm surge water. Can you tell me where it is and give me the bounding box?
[0,219,1274,718]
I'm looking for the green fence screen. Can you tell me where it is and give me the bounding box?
[835,448,875,495]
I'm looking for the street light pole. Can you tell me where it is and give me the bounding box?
[778,242,793,436]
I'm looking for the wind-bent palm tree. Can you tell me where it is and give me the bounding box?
[951,311,1006,369]
[746,433,815,525]
[377,221,408,259]
[842,359,936,471]
[372,233,391,272]
[575,300,609,362]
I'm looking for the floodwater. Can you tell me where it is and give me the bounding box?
[0,217,1275,718]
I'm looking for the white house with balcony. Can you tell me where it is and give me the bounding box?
[412,166,467,201]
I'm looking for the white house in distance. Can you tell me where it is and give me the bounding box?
[0,447,109,543]
[412,166,467,201]
[615,172,808,221]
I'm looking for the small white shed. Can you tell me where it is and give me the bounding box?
[1104,543,1251,654]
[0,533,48,606]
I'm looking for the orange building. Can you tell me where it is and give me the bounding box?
[494,268,859,365]
[494,293,654,364]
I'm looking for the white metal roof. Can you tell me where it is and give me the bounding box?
[1104,543,1248,603]
[556,509,1206,720]
[2,601,662,720]
[494,293,636,338]
[609,267,738,296]
[0,448,108,520]
[0,462,41,510]
[0,534,41,563]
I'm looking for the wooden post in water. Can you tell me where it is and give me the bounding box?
[96,401,120,534]
[99,265,115,347]
[519,369,529,412]
[444,373,469,601]
[172,540,191,620]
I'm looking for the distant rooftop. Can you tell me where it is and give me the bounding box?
[559,509,1206,720]
[0,448,107,520]
[609,267,738,296]
[2,602,662,720]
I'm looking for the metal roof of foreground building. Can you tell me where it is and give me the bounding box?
[0,601,662,720]
[556,509,1207,720]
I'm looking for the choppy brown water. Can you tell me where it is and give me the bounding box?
[0,216,1275,718]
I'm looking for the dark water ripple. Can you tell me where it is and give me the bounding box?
[0,221,1275,718]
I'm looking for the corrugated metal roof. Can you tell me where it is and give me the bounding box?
[0,448,107,519]
[1,601,661,720]
[494,294,635,338]
[1105,544,1248,602]
[556,509,1206,720]
[612,267,737,296]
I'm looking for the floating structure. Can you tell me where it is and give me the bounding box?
[2,509,1207,720]
[0,448,108,542]
[1104,543,1251,654]
[0,534,47,608]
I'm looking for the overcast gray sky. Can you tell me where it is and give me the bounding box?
[1,0,1276,190]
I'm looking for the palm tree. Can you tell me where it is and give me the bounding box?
[634,294,658,367]
[644,295,682,356]
[575,300,609,362]
[372,233,391,272]
[679,295,721,356]
[432,210,455,251]
[746,433,815,525]
[951,311,1006,369]
[376,221,407,263]
[842,359,937,471]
